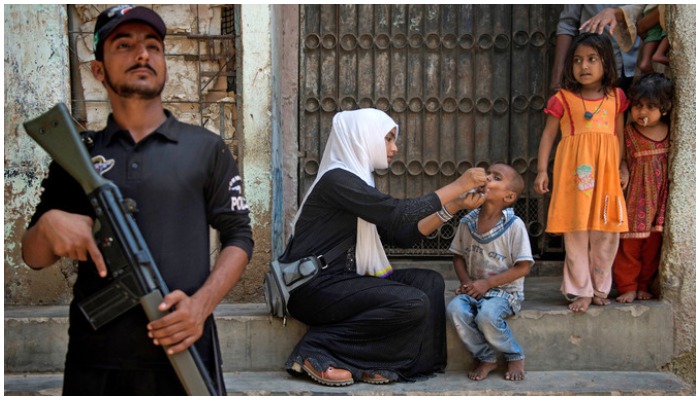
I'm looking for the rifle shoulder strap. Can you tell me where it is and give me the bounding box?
[80,130,97,150]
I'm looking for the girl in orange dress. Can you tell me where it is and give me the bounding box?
[613,73,673,303]
[534,33,629,313]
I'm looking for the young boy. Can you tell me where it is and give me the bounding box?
[446,163,534,382]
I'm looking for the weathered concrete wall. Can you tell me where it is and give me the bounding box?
[71,5,233,132]
[4,5,273,304]
[270,5,300,257]
[4,4,73,305]
[661,4,696,387]
[234,4,273,301]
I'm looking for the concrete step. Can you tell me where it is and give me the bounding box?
[4,277,675,375]
[4,370,692,396]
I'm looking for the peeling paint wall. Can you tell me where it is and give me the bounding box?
[272,5,300,257]
[5,4,273,305]
[233,5,273,301]
[4,4,74,305]
[662,4,696,386]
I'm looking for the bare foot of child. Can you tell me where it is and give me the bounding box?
[569,296,592,312]
[592,296,611,306]
[616,291,636,303]
[615,290,637,303]
[637,290,653,300]
[504,359,525,381]
[468,361,498,381]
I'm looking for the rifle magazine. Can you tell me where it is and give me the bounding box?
[78,272,142,330]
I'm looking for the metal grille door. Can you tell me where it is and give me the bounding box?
[299,4,563,257]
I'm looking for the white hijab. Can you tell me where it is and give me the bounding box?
[292,108,398,277]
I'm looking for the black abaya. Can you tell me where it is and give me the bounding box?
[281,169,447,382]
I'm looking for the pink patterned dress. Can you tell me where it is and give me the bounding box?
[621,123,670,239]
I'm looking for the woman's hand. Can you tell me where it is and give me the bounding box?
[534,171,550,195]
[579,7,622,35]
[457,167,487,192]
[434,167,487,208]
[449,191,486,211]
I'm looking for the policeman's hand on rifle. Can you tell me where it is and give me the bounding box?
[22,209,108,278]
[146,290,206,355]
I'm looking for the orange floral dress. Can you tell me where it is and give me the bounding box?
[544,89,629,233]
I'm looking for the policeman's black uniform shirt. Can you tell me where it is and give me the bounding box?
[28,110,254,373]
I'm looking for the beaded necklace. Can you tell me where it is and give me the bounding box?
[581,95,605,120]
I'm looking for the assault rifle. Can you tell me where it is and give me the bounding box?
[23,103,218,396]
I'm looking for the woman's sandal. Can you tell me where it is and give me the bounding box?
[301,360,354,386]
[360,372,391,384]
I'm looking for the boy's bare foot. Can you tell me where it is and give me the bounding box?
[468,361,498,381]
[592,296,611,306]
[637,290,653,300]
[504,359,525,381]
[616,291,636,303]
[569,296,592,312]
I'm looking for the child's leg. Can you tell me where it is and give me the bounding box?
[562,231,593,312]
[652,36,670,66]
[589,230,618,305]
[474,297,524,381]
[638,232,663,299]
[637,41,660,74]
[613,238,643,302]
[446,295,497,380]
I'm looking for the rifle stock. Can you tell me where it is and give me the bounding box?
[23,103,218,396]
[22,104,108,194]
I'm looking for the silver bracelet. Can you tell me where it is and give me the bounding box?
[436,210,450,223]
[436,206,454,223]
[442,205,455,219]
